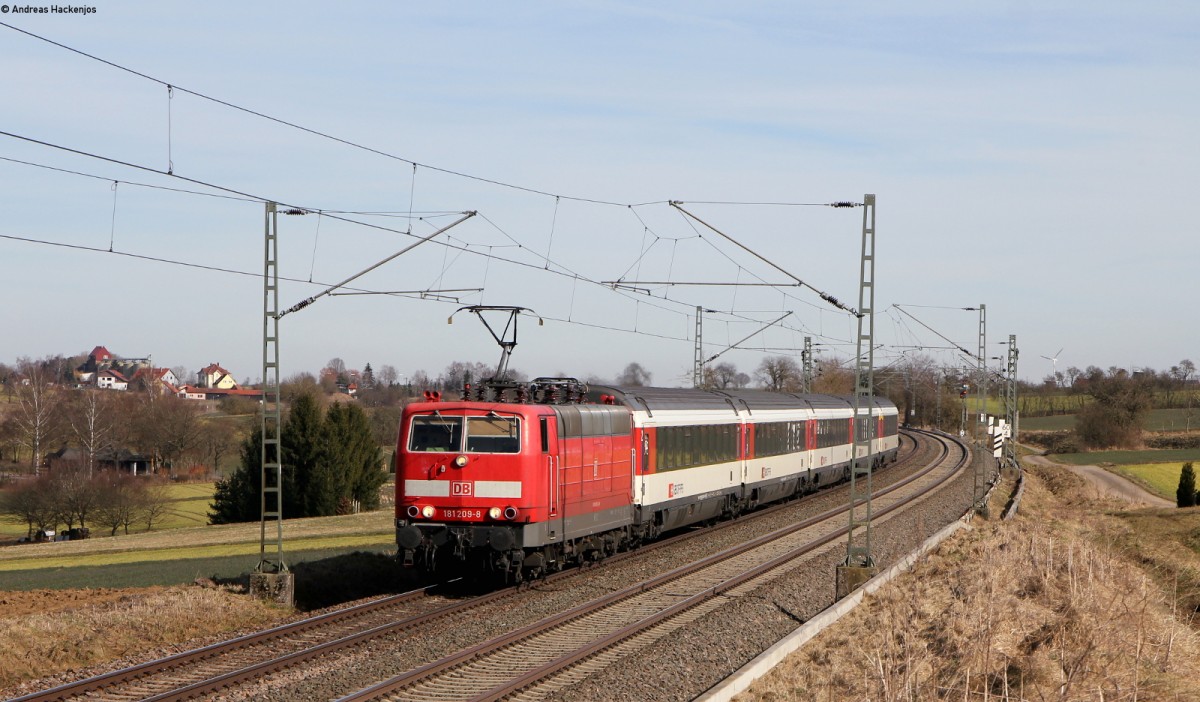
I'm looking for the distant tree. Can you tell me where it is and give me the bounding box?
[812,357,855,394]
[616,362,652,387]
[440,361,494,394]
[52,463,98,531]
[195,419,240,477]
[704,362,748,389]
[755,356,800,392]
[171,366,194,386]
[1177,463,1196,508]
[1075,371,1152,449]
[410,370,433,393]
[378,364,399,387]
[11,357,64,474]
[93,471,146,536]
[139,480,172,531]
[326,357,349,385]
[282,372,321,402]
[131,395,201,475]
[64,388,116,476]
[362,363,376,389]
[1,475,59,539]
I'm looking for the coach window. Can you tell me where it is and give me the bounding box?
[466,415,521,453]
[409,415,463,452]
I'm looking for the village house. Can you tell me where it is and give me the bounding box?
[95,368,129,390]
[198,363,238,390]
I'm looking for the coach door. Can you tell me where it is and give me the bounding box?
[541,415,564,542]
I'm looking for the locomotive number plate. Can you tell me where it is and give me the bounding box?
[441,508,482,520]
[442,509,483,519]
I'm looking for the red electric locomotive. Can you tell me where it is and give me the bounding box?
[395,377,899,581]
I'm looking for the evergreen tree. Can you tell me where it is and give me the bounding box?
[326,402,386,510]
[209,393,386,523]
[208,427,262,524]
[284,393,337,516]
[1178,462,1197,508]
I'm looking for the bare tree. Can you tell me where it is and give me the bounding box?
[616,362,652,387]
[1,475,59,539]
[93,471,145,536]
[11,357,64,475]
[52,463,98,531]
[812,357,854,394]
[131,395,201,475]
[65,388,115,477]
[378,364,399,387]
[139,480,172,531]
[704,362,748,389]
[439,361,495,392]
[170,365,194,386]
[755,356,801,392]
[195,419,240,477]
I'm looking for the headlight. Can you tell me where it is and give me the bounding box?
[503,506,519,520]
[488,507,502,519]
[406,505,420,518]
[421,505,436,519]
[454,455,469,467]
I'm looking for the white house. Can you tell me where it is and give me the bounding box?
[96,369,129,391]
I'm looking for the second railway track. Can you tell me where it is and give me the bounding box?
[12,429,967,702]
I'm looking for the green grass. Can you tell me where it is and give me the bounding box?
[0,533,394,572]
[1021,408,1200,433]
[1051,448,1200,466]
[0,543,398,593]
[1020,415,1077,432]
[0,481,218,540]
[1108,463,1192,500]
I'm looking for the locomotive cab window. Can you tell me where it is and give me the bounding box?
[409,415,463,452]
[466,415,521,453]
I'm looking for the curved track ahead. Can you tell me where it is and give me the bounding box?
[13,430,956,702]
[340,429,967,702]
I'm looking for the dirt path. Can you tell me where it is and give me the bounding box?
[1023,454,1174,507]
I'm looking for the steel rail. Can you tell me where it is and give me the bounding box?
[337,431,963,702]
[13,432,926,702]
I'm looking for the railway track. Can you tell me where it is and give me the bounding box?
[338,429,966,702]
[12,430,944,702]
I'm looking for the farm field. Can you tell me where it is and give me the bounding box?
[1049,448,1200,466]
[0,509,395,590]
[1021,407,1200,432]
[1108,462,1192,500]
[0,481,217,542]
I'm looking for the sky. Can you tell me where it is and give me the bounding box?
[2,2,1197,388]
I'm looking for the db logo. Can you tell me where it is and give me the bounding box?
[451,481,473,496]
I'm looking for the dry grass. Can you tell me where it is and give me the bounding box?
[0,585,287,692]
[737,465,1200,701]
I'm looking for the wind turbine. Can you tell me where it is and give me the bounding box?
[1041,347,1064,382]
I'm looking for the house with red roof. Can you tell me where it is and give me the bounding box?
[198,363,238,390]
[130,367,180,395]
[96,369,129,391]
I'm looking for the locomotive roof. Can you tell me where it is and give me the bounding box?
[590,385,896,415]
